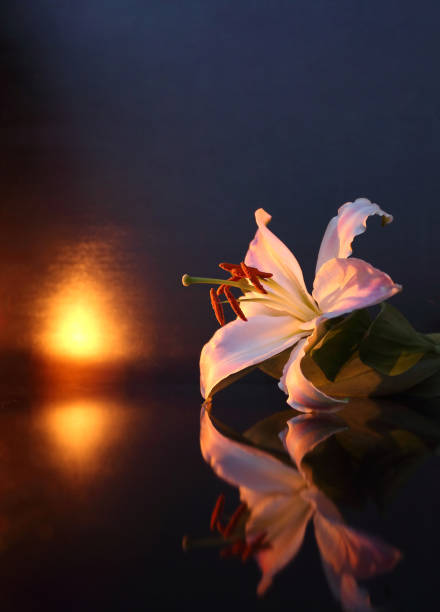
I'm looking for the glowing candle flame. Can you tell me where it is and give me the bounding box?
[47,287,112,360]
[36,237,143,362]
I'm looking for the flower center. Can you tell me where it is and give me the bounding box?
[182,261,273,326]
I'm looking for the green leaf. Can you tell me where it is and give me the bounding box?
[359,303,439,376]
[309,309,371,382]
[302,349,440,398]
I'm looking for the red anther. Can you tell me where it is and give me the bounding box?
[223,287,247,322]
[240,262,268,294]
[231,539,246,556]
[250,275,267,294]
[223,503,247,538]
[210,288,225,327]
[219,262,240,272]
[210,494,226,531]
[240,261,252,278]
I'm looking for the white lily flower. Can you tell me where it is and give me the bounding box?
[200,406,401,609]
[197,198,401,411]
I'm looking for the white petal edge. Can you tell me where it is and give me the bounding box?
[244,208,317,319]
[200,315,306,398]
[200,406,303,495]
[316,198,393,275]
[313,257,402,320]
[279,337,346,412]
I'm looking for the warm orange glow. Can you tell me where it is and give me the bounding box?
[36,238,142,362]
[45,283,117,360]
[39,398,127,475]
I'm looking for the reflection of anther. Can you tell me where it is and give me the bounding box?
[242,532,268,562]
[223,502,247,537]
[210,494,226,531]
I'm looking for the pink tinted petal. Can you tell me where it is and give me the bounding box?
[279,337,346,412]
[323,568,373,612]
[251,495,314,596]
[200,316,304,398]
[200,406,303,495]
[244,209,314,306]
[313,257,401,319]
[316,198,393,274]
[312,509,402,580]
[281,414,347,479]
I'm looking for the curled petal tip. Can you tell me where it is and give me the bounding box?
[255,208,272,226]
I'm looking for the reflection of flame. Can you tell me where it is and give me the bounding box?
[40,399,126,474]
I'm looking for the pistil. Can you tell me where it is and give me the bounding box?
[182,274,243,289]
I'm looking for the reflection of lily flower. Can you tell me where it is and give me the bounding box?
[198,199,401,411]
[200,407,401,609]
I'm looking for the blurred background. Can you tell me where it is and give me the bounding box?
[0,1,439,610]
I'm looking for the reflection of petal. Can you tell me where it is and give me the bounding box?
[313,257,401,320]
[200,316,305,398]
[282,413,347,479]
[279,337,345,411]
[322,567,373,612]
[244,208,315,311]
[200,406,303,494]
[302,488,402,611]
[249,495,313,596]
[316,198,393,274]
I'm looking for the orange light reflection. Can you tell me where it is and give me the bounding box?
[39,398,128,476]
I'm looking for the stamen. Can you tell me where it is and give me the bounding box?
[219,262,240,272]
[222,502,247,538]
[216,284,226,296]
[224,287,247,321]
[210,494,226,531]
[210,288,225,326]
[240,262,268,294]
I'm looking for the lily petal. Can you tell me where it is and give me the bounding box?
[200,406,303,495]
[282,414,347,479]
[313,257,401,320]
[316,198,393,274]
[305,488,402,580]
[279,337,345,412]
[244,209,317,320]
[304,489,401,611]
[200,315,306,398]
[251,495,314,596]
